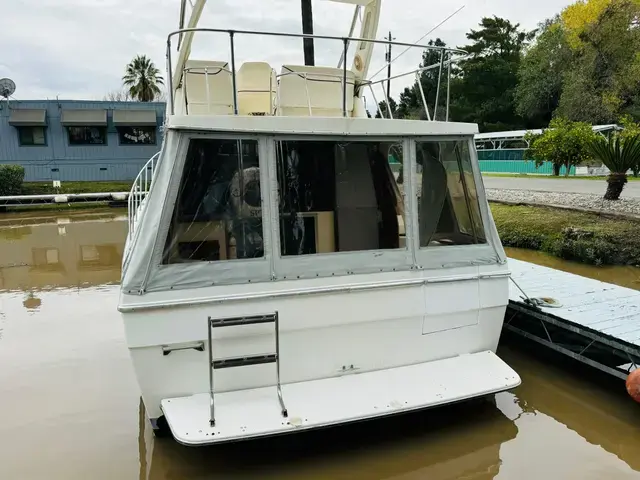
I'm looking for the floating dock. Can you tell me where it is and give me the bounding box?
[505,258,640,379]
[0,192,135,209]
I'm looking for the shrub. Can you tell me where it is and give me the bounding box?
[490,203,640,267]
[551,236,617,266]
[0,165,25,196]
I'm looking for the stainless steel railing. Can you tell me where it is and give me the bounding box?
[165,28,467,120]
[128,151,160,234]
[363,52,468,121]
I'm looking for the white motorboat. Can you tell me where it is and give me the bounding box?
[119,0,521,445]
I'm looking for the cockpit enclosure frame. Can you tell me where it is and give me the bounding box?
[121,115,505,295]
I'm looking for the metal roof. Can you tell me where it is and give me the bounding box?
[474,124,621,142]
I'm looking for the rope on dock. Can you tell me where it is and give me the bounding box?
[509,276,562,309]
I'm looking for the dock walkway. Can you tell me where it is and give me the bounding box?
[506,258,640,379]
[0,192,131,208]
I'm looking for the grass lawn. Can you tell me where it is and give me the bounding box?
[21,181,133,195]
[483,173,640,181]
[490,203,640,266]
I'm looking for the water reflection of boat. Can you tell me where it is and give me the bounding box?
[140,397,518,479]
[0,212,127,291]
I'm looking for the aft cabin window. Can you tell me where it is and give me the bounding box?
[276,140,406,256]
[415,140,486,247]
[162,138,264,264]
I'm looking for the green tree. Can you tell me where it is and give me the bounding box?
[515,17,571,128]
[587,134,640,199]
[449,16,536,132]
[122,55,164,102]
[620,115,640,136]
[394,38,451,120]
[524,117,597,176]
[555,0,640,122]
[619,114,640,176]
[375,97,398,118]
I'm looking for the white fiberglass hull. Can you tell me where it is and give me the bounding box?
[119,264,519,444]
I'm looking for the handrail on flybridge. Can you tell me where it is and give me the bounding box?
[165,28,468,120]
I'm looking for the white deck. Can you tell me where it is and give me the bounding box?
[160,350,520,445]
[508,258,640,346]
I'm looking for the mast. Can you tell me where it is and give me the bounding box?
[301,0,316,66]
[172,0,208,90]
[386,31,394,100]
[326,0,382,87]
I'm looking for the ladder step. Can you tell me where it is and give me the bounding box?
[208,312,286,426]
[213,354,277,369]
[209,315,276,328]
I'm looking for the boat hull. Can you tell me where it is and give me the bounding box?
[120,265,515,443]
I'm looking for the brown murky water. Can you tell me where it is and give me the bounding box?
[505,247,640,291]
[1,209,640,480]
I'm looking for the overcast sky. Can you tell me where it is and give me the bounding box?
[1,0,574,103]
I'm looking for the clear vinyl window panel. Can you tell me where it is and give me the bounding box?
[415,140,486,247]
[276,139,406,257]
[162,138,264,264]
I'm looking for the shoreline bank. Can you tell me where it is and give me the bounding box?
[490,203,640,267]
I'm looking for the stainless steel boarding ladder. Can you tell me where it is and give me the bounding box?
[207,313,288,426]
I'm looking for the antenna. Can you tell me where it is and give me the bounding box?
[0,78,16,100]
[369,5,466,81]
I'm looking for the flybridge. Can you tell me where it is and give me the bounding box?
[164,28,466,120]
[167,0,467,121]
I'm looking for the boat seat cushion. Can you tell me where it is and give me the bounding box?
[237,62,277,116]
[277,65,355,117]
[184,60,234,115]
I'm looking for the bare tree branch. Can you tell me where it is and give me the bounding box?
[103,89,134,102]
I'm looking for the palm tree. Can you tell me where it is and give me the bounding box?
[122,55,164,102]
[587,134,640,200]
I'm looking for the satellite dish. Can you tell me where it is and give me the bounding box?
[0,78,16,99]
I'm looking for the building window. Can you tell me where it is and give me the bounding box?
[162,138,263,264]
[415,140,486,247]
[117,126,157,145]
[31,247,64,272]
[78,244,120,268]
[276,139,405,256]
[17,126,46,146]
[67,126,107,145]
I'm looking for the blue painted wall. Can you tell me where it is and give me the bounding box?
[0,100,165,182]
[477,149,577,176]
[478,160,576,175]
